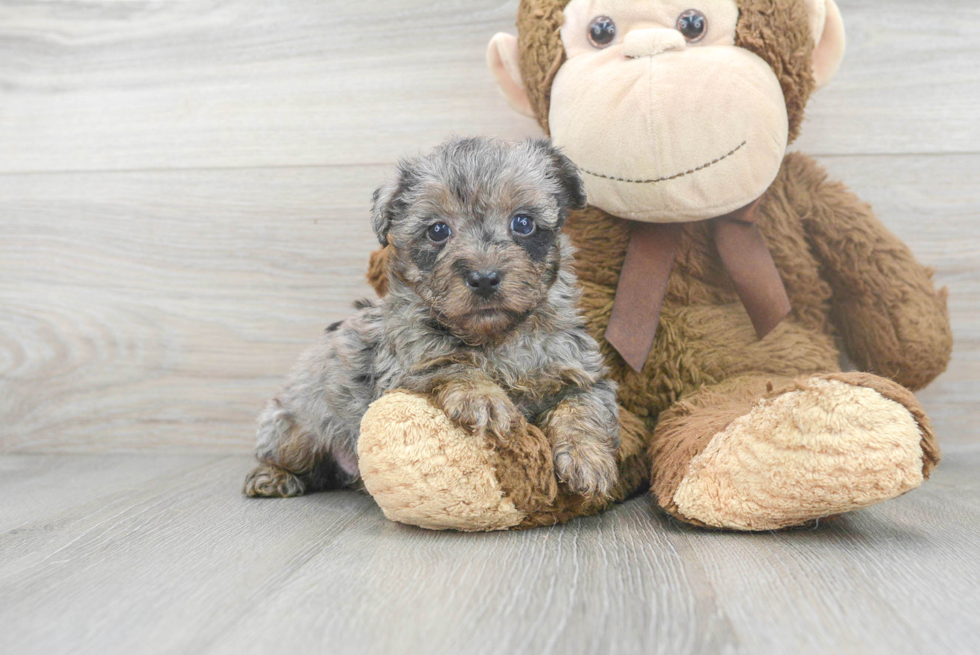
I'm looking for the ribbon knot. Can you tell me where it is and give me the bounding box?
[604,198,792,373]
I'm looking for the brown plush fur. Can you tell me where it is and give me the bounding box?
[733,0,815,142]
[486,405,650,529]
[566,152,953,418]
[366,1,953,529]
[564,151,950,525]
[515,1,567,135]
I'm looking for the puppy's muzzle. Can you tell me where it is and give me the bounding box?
[465,269,503,299]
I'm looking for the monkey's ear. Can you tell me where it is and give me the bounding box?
[806,0,846,90]
[370,168,413,247]
[487,33,536,118]
[533,140,588,217]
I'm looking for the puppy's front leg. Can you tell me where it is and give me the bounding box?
[542,379,620,499]
[402,365,519,441]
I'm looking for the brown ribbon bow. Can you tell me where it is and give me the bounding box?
[605,198,792,372]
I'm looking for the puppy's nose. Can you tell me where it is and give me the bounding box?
[465,270,503,298]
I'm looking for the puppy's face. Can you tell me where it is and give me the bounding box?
[372,138,587,342]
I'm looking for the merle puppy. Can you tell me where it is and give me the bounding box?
[245,137,620,500]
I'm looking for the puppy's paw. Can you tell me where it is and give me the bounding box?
[244,464,306,498]
[437,385,519,441]
[553,440,618,499]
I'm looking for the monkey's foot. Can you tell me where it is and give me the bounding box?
[244,463,306,498]
[665,374,939,531]
[358,392,529,531]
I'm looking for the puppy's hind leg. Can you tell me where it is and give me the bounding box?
[246,305,378,498]
[245,463,306,498]
[244,400,319,498]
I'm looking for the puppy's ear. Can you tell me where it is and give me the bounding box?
[532,140,588,219]
[551,148,588,213]
[370,185,395,247]
[371,164,416,247]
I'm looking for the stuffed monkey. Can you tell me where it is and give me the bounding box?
[357,0,952,531]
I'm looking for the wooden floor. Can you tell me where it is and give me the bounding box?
[2,1,979,653]
[1,448,979,655]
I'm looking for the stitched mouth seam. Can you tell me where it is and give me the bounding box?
[579,141,747,185]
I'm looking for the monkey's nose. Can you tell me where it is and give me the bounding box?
[465,270,503,299]
[622,29,686,58]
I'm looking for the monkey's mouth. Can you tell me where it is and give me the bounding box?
[578,141,746,185]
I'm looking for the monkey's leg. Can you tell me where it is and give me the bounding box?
[540,380,620,499]
[650,372,940,531]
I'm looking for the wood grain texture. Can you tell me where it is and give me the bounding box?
[0,0,978,176]
[0,450,978,655]
[0,0,978,452]
[794,0,980,157]
[0,453,217,533]
[0,166,382,452]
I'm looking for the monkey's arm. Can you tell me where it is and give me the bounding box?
[793,154,953,391]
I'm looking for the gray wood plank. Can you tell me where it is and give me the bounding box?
[0,0,977,176]
[795,0,980,157]
[0,454,216,532]
[0,455,381,655]
[0,0,540,174]
[2,153,976,452]
[0,166,383,452]
[0,451,978,655]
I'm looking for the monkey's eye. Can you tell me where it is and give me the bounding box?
[510,214,536,236]
[587,16,617,49]
[426,222,452,243]
[677,10,708,43]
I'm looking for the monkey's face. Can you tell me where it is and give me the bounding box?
[550,0,787,222]
[372,138,586,343]
[488,0,846,224]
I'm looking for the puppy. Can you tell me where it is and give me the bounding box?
[244,137,620,500]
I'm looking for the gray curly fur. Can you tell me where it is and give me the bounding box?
[245,137,620,500]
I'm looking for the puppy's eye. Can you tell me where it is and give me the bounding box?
[426,222,452,243]
[677,9,708,43]
[587,16,617,49]
[510,214,536,236]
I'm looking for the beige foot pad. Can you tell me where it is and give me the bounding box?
[672,379,927,531]
[358,392,526,532]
